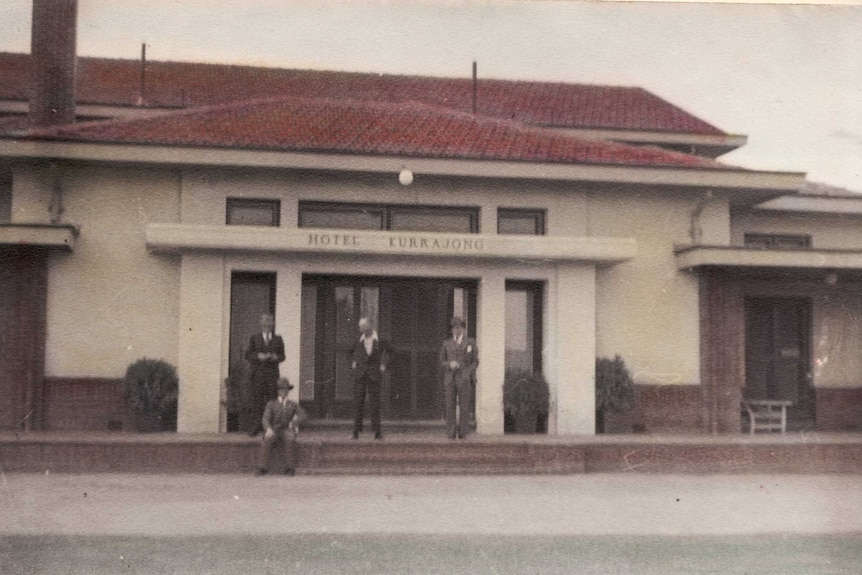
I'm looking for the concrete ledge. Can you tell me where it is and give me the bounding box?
[2,432,861,475]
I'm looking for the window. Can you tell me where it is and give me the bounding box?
[299,201,479,233]
[505,281,544,374]
[0,169,11,223]
[226,198,280,226]
[498,208,546,235]
[744,233,811,249]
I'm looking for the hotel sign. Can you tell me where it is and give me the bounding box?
[307,231,485,253]
[146,224,636,264]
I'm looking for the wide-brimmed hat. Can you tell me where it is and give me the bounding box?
[450,316,466,328]
[276,377,294,390]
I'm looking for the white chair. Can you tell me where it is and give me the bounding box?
[742,399,792,434]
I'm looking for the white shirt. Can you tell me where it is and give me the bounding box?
[360,331,378,355]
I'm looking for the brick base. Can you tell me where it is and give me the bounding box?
[43,377,130,432]
[604,384,702,434]
[816,387,862,431]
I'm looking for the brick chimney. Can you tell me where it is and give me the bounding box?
[29,0,78,128]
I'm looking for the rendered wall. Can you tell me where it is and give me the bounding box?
[732,210,862,249]
[590,187,708,387]
[14,165,182,378]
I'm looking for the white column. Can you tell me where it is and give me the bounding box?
[551,263,596,435]
[177,253,225,433]
[476,270,506,435]
[276,264,303,400]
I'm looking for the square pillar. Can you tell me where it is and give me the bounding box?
[276,265,303,402]
[476,271,506,434]
[551,263,596,435]
[177,254,225,432]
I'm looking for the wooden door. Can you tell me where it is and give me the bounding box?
[744,297,815,430]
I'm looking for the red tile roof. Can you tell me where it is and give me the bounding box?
[0,52,725,135]
[21,96,733,170]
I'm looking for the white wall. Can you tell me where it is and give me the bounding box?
[16,165,183,377]
[732,210,862,250]
[591,188,703,386]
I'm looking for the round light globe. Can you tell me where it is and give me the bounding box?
[398,169,413,186]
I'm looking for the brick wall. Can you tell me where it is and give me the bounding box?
[43,377,130,431]
[816,388,862,431]
[604,384,703,434]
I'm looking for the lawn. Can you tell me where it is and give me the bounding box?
[3,533,861,575]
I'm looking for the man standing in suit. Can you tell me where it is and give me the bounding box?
[440,316,479,439]
[245,313,285,436]
[256,377,308,476]
[348,317,393,440]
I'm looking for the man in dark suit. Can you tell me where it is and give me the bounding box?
[245,313,285,436]
[439,316,479,439]
[348,317,393,440]
[256,377,308,476]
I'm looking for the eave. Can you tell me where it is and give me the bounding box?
[146,224,638,265]
[0,139,806,205]
[0,223,78,250]
[553,127,748,158]
[676,244,862,272]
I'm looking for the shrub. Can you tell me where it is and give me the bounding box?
[595,355,635,414]
[123,358,179,413]
[503,368,550,418]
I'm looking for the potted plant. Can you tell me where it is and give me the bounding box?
[123,358,179,432]
[595,355,635,433]
[503,368,550,434]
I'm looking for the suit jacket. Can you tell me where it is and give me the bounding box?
[348,334,393,383]
[261,397,308,434]
[440,336,479,385]
[245,332,285,384]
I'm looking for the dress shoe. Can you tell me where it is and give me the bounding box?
[255,468,268,476]
[283,468,295,476]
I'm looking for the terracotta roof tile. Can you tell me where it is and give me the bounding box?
[0,52,725,135]
[21,96,734,170]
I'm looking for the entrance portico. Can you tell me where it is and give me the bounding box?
[149,224,636,435]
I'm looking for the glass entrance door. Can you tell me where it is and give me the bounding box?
[301,276,476,420]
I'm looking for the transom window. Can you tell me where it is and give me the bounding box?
[226,198,280,226]
[744,233,811,249]
[299,201,479,233]
[497,208,546,235]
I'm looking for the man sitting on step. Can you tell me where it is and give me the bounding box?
[256,377,308,477]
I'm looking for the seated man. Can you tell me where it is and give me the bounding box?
[256,377,308,477]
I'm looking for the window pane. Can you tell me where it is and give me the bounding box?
[505,289,534,372]
[299,285,317,401]
[227,199,279,226]
[334,287,355,401]
[389,208,475,233]
[300,206,383,230]
[498,209,545,235]
[744,233,811,249]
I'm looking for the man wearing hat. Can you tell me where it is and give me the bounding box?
[256,377,307,476]
[439,316,479,439]
[244,313,285,436]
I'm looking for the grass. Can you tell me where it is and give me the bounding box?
[3,533,861,575]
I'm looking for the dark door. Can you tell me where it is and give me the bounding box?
[0,247,48,431]
[304,276,475,420]
[744,297,815,430]
[227,271,276,432]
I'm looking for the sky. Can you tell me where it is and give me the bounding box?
[2,0,861,191]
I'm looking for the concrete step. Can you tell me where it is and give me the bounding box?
[3,431,862,475]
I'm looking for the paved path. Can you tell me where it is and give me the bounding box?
[3,472,861,536]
